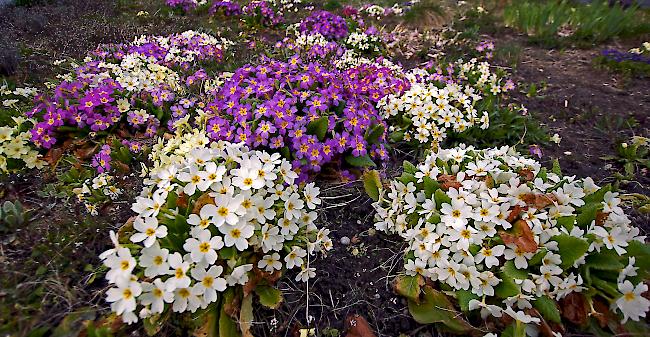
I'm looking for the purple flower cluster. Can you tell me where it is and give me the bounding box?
[476,40,494,59]
[275,38,345,62]
[299,11,349,40]
[92,144,112,173]
[210,1,242,16]
[166,0,199,11]
[601,49,650,64]
[242,1,283,27]
[27,32,226,156]
[204,56,409,179]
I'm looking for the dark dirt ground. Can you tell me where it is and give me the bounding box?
[1,1,650,337]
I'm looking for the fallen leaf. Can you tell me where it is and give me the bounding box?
[499,219,538,253]
[437,174,462,190]
[595,211,609,226]
[192,193,216,214]
[73,144,99,160]
[559,292,588,326]
[345,314,376,337]
[518,168,535,181]
[592,298,612,328]
[521,193,558,209]
[506,205,528,223]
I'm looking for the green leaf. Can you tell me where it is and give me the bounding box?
[503,261,528,280]
[344,154,376,168]
[51,309,96,337]
[408,286,475,334]
[255,285,283,309]
[394,275,422,302]
[556,216,576,231]
[585,250,624,271]
[365,124,385,145]
[552,234,589,269]
[389,130,404,142]
[626,241,650,279]
[495,271,520,298]
[423,177,440,199]
[583,185,611,205]
[533,295,561,323]
[403,160,417,174]
[434,189,452,210]
[551,159,562,177]
[362,170,382,202]
[528,249,547,266]
[219,299,240,337]
[239,294,253,337]
[306,117,329,141]
[456,290,479,312]
[398,172,416,185]
[576,203,601,228]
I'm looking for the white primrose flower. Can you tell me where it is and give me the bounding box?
[183,228,224,264]
[615,281,650,323]
[131,217,168,247]
[165,253,191,291]
[285,246,307,269]
[106,278,142,317]
[140,243,171,277]
[105,247,136,284]
[191,265,227,303]
[258,253,282,272]
[140,279,174,314]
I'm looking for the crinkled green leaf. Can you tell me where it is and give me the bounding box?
[306,116,329,141]
[394,275,422,302]
[423,176,440,199]
[255,285,283,309]
[503,261,528,280]
[365,124,385,145]
[553,234,589,269]
[408,286,475,334]
[533,295,561,323]
[344,154,376,168]
[456,290,479,312]
[434,189,452,210]
[362,170,382,202]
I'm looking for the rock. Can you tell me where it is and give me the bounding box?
[0,43,19,76]
[340,236,351,245]
[24,12,47,33]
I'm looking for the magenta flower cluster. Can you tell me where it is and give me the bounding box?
[27,32,226,153]
[242,1,283,26]
[210,1,242,16]
[299,11,349,40]
[204,56,409,179]
[165,0,199,11]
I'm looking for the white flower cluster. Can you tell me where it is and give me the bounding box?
[101,137,332,323]
[378,79,488,146]
[345,30,383,54]
[373,145,648,329]
[0,85,46,173]
[130,31,235,65]
[103,54,181,93]
[363,5,387,19]
[73,173,123,215]
[334,49,403,72]
[440,58,515,96]
[629,41,650,55]
[271,0,301,13]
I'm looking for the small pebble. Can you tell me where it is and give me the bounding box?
[340,236,350,245]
